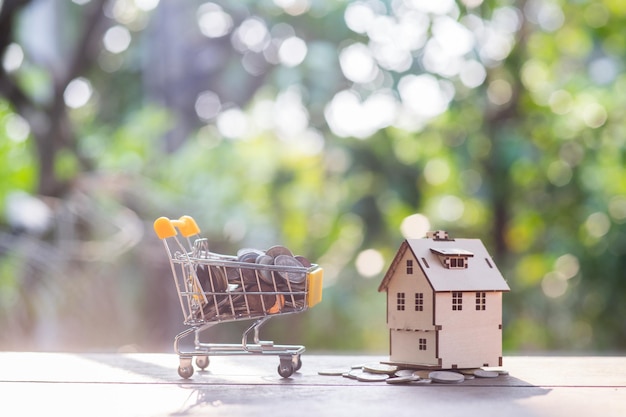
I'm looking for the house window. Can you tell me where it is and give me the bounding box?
[452,292,463,311]
[476,292,486,311]
[397,292,405,311]
[419,338,427,351]
[415,293,424,311]
[450,257,465,268]
[406,259,413,274]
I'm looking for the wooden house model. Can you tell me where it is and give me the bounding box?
[378,230,510,369]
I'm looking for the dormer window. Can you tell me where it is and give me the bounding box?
[430,248,475,269]
[450,257,465,268]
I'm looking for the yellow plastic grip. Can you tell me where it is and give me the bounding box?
[306,267,324,308]
[175,215,201,237]
[153,216,201,239]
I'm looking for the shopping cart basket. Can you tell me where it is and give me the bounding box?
[153,216,324,379]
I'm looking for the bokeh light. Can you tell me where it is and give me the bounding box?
[355,248,385,278]
[197,3,233,38]
[103,25,132,54]
[63,78,93,109]
[2,43,24,72]
[400,214,431,239]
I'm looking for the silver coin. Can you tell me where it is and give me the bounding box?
[386,375,419,384]
[238,251,260,263]
[274,255,306,283]
[394,369,416,377]
[356,372,389,382]
[318,368,348,376]
[414,378,432,384]
[474,369,499,378]
[345,369,366,379]
[237,248,263,259]
[265,245,294,258]
[363,363,398,375]
[294,255,312,268]
[255,254,275,284]
[429,371,465,384]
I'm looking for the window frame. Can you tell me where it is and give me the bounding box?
[396,292,406,311]
[476,291,486,311]
[452,291,463,311]
[415,292,424,311]
[419,338,427,351]
[406,259,413,275]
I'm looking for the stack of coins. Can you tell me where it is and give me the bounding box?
[318,363,508,386]
[197,245,312,320]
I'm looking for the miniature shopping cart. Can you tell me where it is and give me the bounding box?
[153,216,323,379]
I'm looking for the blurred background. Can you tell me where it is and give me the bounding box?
[0,0,624,354]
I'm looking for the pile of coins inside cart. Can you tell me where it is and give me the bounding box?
[194,245,313,319]
[318,363,509,384]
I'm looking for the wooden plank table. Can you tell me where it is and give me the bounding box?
[0,352,624,417]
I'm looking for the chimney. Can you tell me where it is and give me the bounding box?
[426,230,451,241]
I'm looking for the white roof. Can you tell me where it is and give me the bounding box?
[379,238,510,293]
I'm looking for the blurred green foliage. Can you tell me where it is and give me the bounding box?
[0,0,625,354]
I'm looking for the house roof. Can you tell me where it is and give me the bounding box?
[378,237,510,293]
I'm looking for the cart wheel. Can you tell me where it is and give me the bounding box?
[195,355,210,370]
[278,363,294,378]
[178,365,194,379]
[294,355,302,371]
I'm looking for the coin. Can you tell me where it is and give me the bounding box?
[386,375,419,384]
[394,369,416,378]
[429,371,465,384]
[207,265,228,292]
[237,249,263,261]
[245,283,284,314]
[294,255,312,268]
[196,265,210,290]
[356,372,389,382]
[318,368,347,376]
[474,369,499,378]
[345,369,366,379]
[274,255,306,284]
[363,363,398,375]
[414,378,432,384]
[265,245,294,258]
[255,254,275,284]
[225,266,240,283]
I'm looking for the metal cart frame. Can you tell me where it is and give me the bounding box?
[154,216,323,379]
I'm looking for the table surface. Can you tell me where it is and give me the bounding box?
[0,352,624,417]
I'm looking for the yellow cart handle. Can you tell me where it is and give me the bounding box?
[154,216,201,239]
